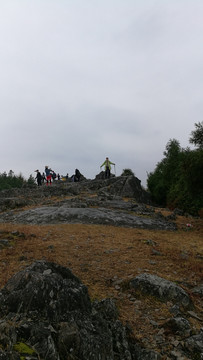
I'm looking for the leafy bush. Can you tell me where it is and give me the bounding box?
[121,168,135,176]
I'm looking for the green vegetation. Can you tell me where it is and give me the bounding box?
[189,121,203,149]
[147,122,203,215]
[0,171,35,190]
[13,342,36,359]
[121,168,135,176]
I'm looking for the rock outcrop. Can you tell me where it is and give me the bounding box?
[0,261,161,360]
[0,176,177,231]
[0,175,202,359]
[0,204,177,230]
[0,262,202,359]
[0,175,151,208]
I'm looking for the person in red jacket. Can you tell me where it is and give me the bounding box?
[45,166,53,185]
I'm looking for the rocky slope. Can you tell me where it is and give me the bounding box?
[0,176,175,231]
[0,176,202,359]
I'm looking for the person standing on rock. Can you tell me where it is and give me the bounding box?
[74,169,81,182]
[45,166,53,185]
[35,170,42,186]
[100,157,115,179]
[42,172,46,184]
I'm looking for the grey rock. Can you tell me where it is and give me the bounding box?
[151,249,162,256]
[0,260,147,360]
[0,239,10,249]
[187,310,203,321]
[145,239,157,246]
[0,205,177,230]
[130,273,193,310]
[163,317,191,336]
[173,208,185,216]
[0,176,177,231]
[0,260,91,320]
[192,284,203,297]
[184,329,203,356]
[130,343,161,360]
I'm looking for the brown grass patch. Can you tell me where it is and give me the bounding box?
[0,213,202,344]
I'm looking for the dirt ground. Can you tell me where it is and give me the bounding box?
[0,210,202,350]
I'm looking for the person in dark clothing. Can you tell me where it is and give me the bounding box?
[42,172,46,183]
[52,171,56,181]
[35,170,42,186]
[74,169,81,182]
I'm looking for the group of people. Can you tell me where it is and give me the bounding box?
[35,167,82,186]
[35,157,115,186]
[35,167,58,186]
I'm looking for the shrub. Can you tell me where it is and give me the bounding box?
[121,168,135,177]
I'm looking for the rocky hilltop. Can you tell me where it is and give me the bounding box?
[0,176,175,231]
[0,175,202,359]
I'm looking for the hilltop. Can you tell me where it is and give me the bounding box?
[0,176,202,359]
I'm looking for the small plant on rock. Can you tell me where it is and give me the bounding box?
[121,168,135,177]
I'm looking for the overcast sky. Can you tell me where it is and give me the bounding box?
[0,0,202,186]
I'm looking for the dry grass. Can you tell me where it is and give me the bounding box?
[0,211,202,346]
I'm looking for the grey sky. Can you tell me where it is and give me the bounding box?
[0,1,203,186]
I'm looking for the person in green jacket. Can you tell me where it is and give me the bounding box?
[100,157,115,179]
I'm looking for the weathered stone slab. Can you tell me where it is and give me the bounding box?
[130,273,193,309]
[0,205,177,230]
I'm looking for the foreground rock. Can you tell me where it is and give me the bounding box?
[0,261,161,360]
[130,273,193,310]
[0,262,202,359]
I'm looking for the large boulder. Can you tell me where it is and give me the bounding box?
[130,273,193,310]
[0,263,201,359]
[119,176,151,203]
[0,260,91,321]
[93,175,151,204]
[0,260,154,360]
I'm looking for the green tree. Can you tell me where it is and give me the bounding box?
[147,139,182,205]
[189,121,203,149]
[27,174,36,187]
[147,135,203,214]
[167,148,203,213]
[0,171,26,190]
[0,170,39,190]
[147,160,168,204]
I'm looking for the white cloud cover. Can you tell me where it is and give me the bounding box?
[0,0,202,186]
